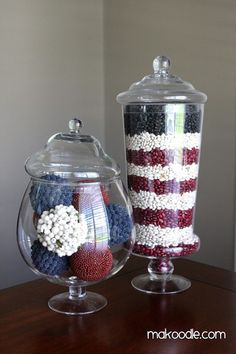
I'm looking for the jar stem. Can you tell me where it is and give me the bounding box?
[148,257,174,292]
[69,285,86,300]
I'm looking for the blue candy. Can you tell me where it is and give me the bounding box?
[106,204,132,246]
[29,174,72,214]
[31,240,69,276]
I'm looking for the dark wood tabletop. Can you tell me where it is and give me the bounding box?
[0,256,236,354]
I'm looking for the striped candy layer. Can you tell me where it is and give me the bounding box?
[134,224,198,247]
[126,147,199,166]
[130,190,196,211]
[125,123,200,250]
[128,163,198,181]
[124,105,202,136]
[128,176,197,194]
[133,207,193,228]
[133,241,199,257]
[126,132,200,151]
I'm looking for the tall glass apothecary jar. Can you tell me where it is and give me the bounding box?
[117,56,207,294]
[17,119,135,314]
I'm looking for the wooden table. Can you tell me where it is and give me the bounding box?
[0,257,236,354]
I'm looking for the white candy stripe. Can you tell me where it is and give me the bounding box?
[126,132,200,151]
[135,224,198,247]
[130,190,196,211]
[127,162,198,181]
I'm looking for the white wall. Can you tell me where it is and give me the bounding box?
[104,0,236,271]
[0,0,104,289]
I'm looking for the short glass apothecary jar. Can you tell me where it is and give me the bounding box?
[117,56,207,294]
[17,118,135,314]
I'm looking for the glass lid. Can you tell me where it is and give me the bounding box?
[116,55,207,104]
[25,118,120,182]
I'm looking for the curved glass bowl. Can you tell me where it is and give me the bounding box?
[17,176,135,314]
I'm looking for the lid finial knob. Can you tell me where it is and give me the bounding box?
[69,118,82,134]
[153,55,170,76]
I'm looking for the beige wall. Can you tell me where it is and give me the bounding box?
[0,0,104,288]
[104,0,236,271]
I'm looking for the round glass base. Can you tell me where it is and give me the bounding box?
[131,274,191,294]
[48,291,107,315]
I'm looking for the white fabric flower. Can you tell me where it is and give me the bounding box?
[37,204,88,256]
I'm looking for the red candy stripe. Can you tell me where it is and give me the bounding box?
[133,241,199,257]
[128,176,197,195]
[126,148,199,167]
[133,207,194,228]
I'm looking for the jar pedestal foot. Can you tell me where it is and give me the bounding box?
[48,285,107,315]
[131,258,191,294]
